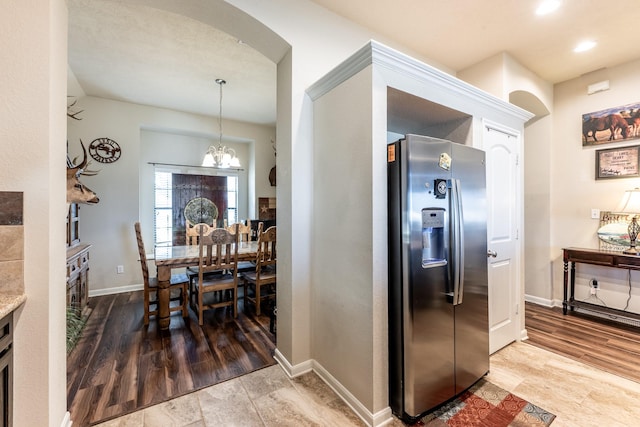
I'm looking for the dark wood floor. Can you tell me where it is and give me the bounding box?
[67,290,276,427]
[524,301,640,383]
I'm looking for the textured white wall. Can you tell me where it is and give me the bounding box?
[524,116,553,301]
[0,1,68,426]
[458,52,553,111]
[552,58,640,310]
[66,96,274,294]
[312,67,376,409]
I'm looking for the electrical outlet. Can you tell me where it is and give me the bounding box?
[117,265,124,274]
[592,279,598,288]
[591,208,600,219]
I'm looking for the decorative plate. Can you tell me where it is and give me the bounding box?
[597,222,630,246]
[89,137,121,163]
[184,197,218,225]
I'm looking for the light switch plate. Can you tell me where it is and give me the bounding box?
[591,208,600,219]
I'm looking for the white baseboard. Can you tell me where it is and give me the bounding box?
[522,295,568,340]
[273,348,313,377]
[60,411,72,427]
[551,298,564,308]
[524,294,553,307]
[89,283,143,297]
[312,361,393,427]
[273,350,394,427]
[524,294,564,308]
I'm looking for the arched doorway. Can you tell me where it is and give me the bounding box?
[66,1,294,423]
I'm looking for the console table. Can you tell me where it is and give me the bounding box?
[563,247,640,319]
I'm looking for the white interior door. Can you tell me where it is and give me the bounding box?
[484,123,520,354]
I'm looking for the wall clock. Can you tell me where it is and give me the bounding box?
[88,137,122,164]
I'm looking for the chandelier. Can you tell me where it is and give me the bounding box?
[202,78,241,168]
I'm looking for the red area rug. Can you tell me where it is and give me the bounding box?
[416,379,555,426]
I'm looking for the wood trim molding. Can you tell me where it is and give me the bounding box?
[306,40,534,123]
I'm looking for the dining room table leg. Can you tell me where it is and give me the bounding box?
[157,264,171,330]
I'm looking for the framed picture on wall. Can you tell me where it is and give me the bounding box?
[582,101,640,146]
[258,197,276,220]
[595,145,640,179]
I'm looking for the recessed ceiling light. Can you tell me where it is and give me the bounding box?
[536,0,561,15]
[574,40,597,53]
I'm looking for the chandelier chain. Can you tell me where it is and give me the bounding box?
[217,78,224,147]
[202,78,240,168]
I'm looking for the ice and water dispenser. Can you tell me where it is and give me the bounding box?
[421,208,447,268]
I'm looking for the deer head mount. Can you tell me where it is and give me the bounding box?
[67,140,100,205]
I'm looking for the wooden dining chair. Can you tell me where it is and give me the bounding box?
[242,223,277,316]
[186,222,215,292]
[226,220,255,273]
[186,221,212,245]
[191,224,240,325]
[134,222,189,325]
[225,220,251,241]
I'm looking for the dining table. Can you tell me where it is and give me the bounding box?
[154,241,259,330]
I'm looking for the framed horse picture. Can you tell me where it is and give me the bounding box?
[596,145,640,179]
[583,101,640,146]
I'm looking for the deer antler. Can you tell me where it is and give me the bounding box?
[69,140,100,176]
[77,139,89,170]
[67,98,83,121]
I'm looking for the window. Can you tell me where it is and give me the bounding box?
[154,171,172,246]
[153,170,238,246]
[226,175,238,225]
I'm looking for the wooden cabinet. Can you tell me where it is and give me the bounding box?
[67,244,91,312]
[67,202,90,312]
[0,313,12,427]
[67,203,80,248]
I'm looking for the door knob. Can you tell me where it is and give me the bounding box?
[487,250,497,258]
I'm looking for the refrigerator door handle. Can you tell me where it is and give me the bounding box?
[450,179,465,305]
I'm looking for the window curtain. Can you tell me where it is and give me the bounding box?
[171,174,228,245]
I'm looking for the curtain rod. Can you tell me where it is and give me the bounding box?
[148,162,244,172]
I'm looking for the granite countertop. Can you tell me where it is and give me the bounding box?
[0,293,26,319]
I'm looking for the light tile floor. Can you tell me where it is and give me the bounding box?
[94,341,640,426]
[488,342,640,427]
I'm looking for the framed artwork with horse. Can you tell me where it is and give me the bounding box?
[595,145,640,180]
[583,101,640,146]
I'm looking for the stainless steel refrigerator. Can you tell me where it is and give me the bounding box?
[387,134,489,423]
